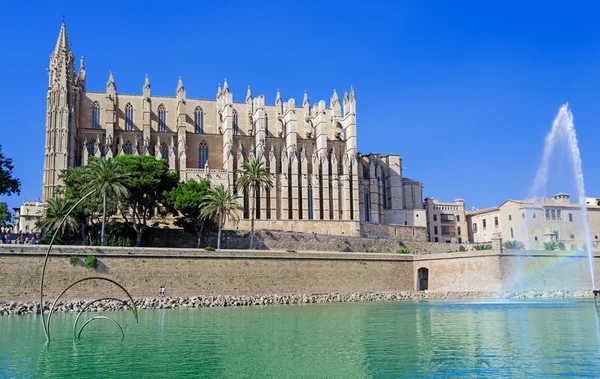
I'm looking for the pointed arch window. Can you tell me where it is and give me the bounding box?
[364,190,370,222]
[123,142,133,155]
[160,143,168,160]
[265,114,269,136]
[308,185,314,220]
[232,110,239,136]
[158,105,167,132]
[125,103,134,131]
[194,107,204,134]
[199,141,209,168]
[92,102,100,129]
[380,174,387,209]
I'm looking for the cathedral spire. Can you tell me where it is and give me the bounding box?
[223,78,229,92]
[49,22,75,89]
[53,22,70,57]
[276,89,282,104]
[106,70,116,95]
[143,74,151,98]
[177,76,184,92]
[303,90,309,105]
[246,86,252,101]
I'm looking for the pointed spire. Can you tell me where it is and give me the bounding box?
[344,91,349,103]
[53,23,70,56]
[276,89,282,104]
[107,71,116,94]
[107,70,115,85]
[144,74,150,88]
[223,78,229,92]
[177,76,184,91]
[217,83,222,97]
[350,85,355,100]
[332,89,339,103]
[303,90,309,105]
[143,74,151,98]
[79,56,85,70]
[246,86,252,101]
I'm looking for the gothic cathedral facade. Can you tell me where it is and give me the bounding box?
[43,23,425,235]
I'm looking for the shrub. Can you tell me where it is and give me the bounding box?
[69,255,78,265]
[457,245,467,252]
[396,248,410,254]
[366,248,377,253]
[83,255,98,269]
[473,244,493,251]
[204,246,216,251]
[39,236,63,245]
[557,242,566,251]
[285,249,296,253]
[543,241,557,251]
[503,240,524,250]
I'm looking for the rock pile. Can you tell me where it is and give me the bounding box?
[0,289,593,316]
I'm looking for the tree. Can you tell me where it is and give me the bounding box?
[167,179,212,248]
[0,202,11,229]
[38,197,78,237]
[503,240,525,250]
[115,155,179,247]
[0,145,20,196]
[235,158,273,249]
[81,158,129,246]
[200,184,242,250]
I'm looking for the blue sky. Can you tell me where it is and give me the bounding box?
[1,0,600,211]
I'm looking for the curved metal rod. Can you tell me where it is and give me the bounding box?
[40,189,97,340]
[46,277,137,342]
[77,316,124,341]
[72,297,136,340]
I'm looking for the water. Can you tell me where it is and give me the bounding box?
[3,301,600,378]
[529,103,595,287]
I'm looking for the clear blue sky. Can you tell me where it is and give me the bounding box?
[1,0,600,211]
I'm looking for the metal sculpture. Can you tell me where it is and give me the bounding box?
[72,297,135,340]
[39,189,138,343]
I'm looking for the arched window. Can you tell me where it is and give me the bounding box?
[308,185,313,220]
[380,174,387,209]
[123,142,133,155]
[92,102,100,129]
[198,141,208,168]
[364,190,370,222]
[232,110,239,136]
[125,103,134,131]
[158,105,167,132]
[194,107,204,134]
[87,141,95,157]
[160,143,168,160]
[265,114,269,136]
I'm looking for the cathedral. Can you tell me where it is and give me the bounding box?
[43,23,426,237]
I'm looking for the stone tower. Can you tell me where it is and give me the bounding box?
[42,23,78,201]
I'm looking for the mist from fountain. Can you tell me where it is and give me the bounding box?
[530,103,595,289]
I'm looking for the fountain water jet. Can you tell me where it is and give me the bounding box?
[530,103,595,289]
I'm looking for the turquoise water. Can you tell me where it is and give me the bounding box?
[2,300,600,378]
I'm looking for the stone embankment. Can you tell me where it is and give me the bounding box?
[0,290,594,316]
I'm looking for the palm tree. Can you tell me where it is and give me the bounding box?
[503,240,525,250]
[81,158,129,246]
[543,241,558,251]
[200,184,242,250]
[235,158,273,249]
[39,197,78,237]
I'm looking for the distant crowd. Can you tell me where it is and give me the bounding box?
[1,233,41,245]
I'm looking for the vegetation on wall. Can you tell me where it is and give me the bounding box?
[543,241,557,251]
[473,244,492,251]
[503,240,525,250]
[83,255,98,269]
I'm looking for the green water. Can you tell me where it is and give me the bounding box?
[2,300,600,378]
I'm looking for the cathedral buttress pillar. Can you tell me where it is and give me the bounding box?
[176,77,187,178]
[142,75,152,156]
[311,152,321,220]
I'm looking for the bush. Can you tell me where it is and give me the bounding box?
[366,248,377,253]
[473,244,493,251]
[204,246,216,251]
[457,245,467,252]
[543,241,557,251]
[69,255,78,265]
[396,248,410,254]
[285,249,296,253]
[557,242,566,251]
[503,240,524,250]
[39,236,63,245]
[84,255,98,269]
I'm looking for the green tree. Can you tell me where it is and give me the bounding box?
[235,158,273,249]
[115,155,179,247]
[38,197,78,237]
[543,241,557,251]
[81,158,129,246]
[503,240,525,250]
[0,145,20,196]
[200,184,243,250]
[167,179,212,248]
[0,202,11,228]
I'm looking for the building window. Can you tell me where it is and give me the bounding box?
[123,142,133,155]
[364,190,370,222]
[158,105,167,132]
[570,234,575,239]
[510,227,514,239]
[441,214,455,222]
[522,212,525,219]
[433,214,437,222]
[473,223,477,233]
[434,226,438,235]
[595,236,598,239]
[509,215,512,221]
[198,141,208,168]
[434,237,438,242]
[86,141,95,157]
[494,216,498,226]
[160,144,168,160]
[380,175,387,209]
[125,103,134,131]
[545,209,550,219]
[482,219,487,229]
[533,213,536,219]
[456,215,460,222]
[308,185,313,220]
[551,210,556,219]
[233,110,239,135]
[92,102,100,129]
[534,236,538,241]
[557,210,562,220]
[457,227,461,235]
[265,114,269,135]
[194,107,204,134]
[569,213,573,222]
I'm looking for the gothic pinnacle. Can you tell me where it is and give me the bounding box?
[177,76,184,91]
[276,88,282,104]
[223,78,229,92]
[108,70,115,84]
[144,74,150,88]
[246,86,252,101]
[303,90,309,105]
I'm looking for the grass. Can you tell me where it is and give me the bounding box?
[69,255,78,265]
[366,248,377,253]
[396,248,411,254]
[84,255,98,269]
[204,246,216,251]
[285,249,296,253]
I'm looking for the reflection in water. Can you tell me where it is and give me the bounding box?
[1,301,600,378]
